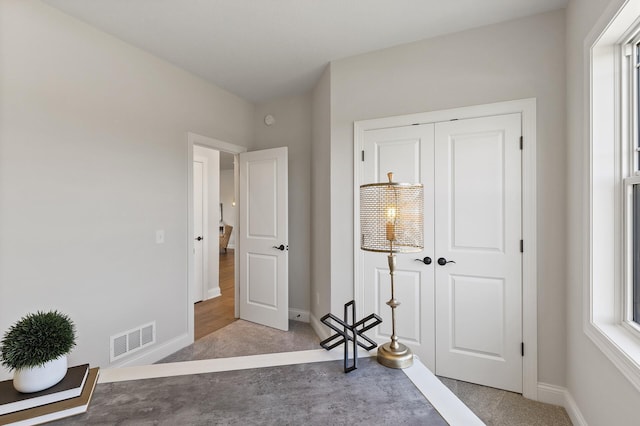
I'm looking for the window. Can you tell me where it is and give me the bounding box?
[587,0,640,392]
[634,184,640,324]
[626,34,640,331]
[621,36,640,331]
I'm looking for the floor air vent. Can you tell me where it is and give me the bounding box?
[110,321,156,362]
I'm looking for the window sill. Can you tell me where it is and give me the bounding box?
[585,320,640,391]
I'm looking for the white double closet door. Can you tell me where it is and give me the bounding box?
[361,113,523,393]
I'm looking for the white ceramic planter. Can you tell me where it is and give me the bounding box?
[13,355,67,393]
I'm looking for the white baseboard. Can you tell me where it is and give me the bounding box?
[537,382,587,426]
[110,332,192,368]
[310,313,331,341]
[537,382,566,406]
[207,287,221,299]
[288,308,310,323]
[563,389,588,426]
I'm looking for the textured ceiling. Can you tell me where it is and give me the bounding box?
[43,0,568,103]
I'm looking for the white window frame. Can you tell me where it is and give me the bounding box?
[623,176,640,335]
[624,35,640,335]
[586,0,640,392]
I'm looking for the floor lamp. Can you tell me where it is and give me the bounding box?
[360,172,424,369]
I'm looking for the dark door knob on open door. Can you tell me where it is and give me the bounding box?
[437,257,456,266]
[272,244,286,251]
[414,257,432,265]
[195,236,203,241]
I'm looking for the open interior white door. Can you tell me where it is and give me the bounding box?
[239,147,289,331]
[192,157,208,303]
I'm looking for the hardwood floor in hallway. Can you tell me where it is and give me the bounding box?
[194,249,235,340]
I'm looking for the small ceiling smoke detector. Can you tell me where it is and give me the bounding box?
[264,114,275,126]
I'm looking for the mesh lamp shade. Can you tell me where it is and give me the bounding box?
[360,174,424,253]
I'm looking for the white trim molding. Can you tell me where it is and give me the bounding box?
[537,383,587,426]
[207,287,222,299]
[536,382,566,407]
[584,0,640,394]
[353,98,538,400]
[564,390,588,426]
[288,308,310,323]
[309,313,331,341]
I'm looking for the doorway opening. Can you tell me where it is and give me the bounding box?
[193,150,237,340]
[187,133,244,343]
[181,133,318,363]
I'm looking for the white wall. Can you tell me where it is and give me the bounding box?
[566,0,640,423]
[219,169,236,249]
[0,0,254,379]
[253,95,312,314]
[193,145,221,299]
[311,66,332,325]
[325,10,567,387]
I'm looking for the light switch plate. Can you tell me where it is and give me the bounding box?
[155,230,165,244]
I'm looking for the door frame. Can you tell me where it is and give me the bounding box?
[187,132,246,342]
[353,98,538,400]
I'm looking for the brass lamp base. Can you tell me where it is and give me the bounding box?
[376,342,413,369]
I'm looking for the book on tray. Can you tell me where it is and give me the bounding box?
[0,364,89,415]
[0,365,99,426]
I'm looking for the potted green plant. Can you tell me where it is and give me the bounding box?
[0,311,76,393]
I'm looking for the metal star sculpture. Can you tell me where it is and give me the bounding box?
[320,300,383,373]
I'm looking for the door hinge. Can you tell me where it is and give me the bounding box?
[520,240,524,253]
[361,150,365,162]
[519,136,523,150]
[521,342,525,357]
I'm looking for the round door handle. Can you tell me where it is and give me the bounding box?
[195,236,203,241]
[414,257,432,265]
[437,257,456,266]
[272,244,286,251]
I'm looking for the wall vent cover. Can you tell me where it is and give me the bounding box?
[110,321,156,362]
[128,330,141,351]
[113,335,127,359]
[141,324,154,346]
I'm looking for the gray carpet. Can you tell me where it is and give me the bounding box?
[158,320,320,363]
[50,358,447,425]
[439,377,571,426]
